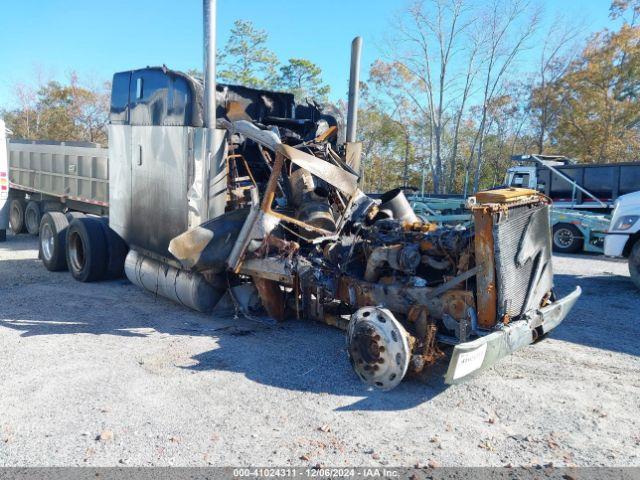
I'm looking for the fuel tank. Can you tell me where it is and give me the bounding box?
[124,250,224,313]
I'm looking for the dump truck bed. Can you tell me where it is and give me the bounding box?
[8,140,109,209]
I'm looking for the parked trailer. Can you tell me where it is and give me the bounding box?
[6,139,109,231]
[408,195,471,226]
[503,154,638,253]
[1,0,581,390]
[0,120,9,241]
[506,154,640,211]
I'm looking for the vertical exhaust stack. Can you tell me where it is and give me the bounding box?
[345,36,363,176]
[346,36,362,143]
[202,0,227,220]
[203,0,216,129]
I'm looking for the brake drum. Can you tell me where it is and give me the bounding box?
[347,307,411,390]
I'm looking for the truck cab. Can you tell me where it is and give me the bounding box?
[505,165,537,190]
[604,191,640,289]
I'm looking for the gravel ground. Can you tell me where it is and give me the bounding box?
[0,232,639,467]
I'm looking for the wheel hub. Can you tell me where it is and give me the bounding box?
[553,228,574,248]
[347,307,410,390]
[41,223,55,261]
[68,231,86,272]
[10,204,21,228]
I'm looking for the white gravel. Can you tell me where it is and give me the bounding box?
[0,233,639,467]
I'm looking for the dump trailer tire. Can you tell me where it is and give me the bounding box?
[66,217,108,282]
[629,241,640,291]
[552,223,583,253]
[9,198,27,234]
[25,201,42,235]
[39,212,70,271]
[99,219,128,279]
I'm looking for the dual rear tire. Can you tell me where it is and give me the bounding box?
[9,199,27,234]
[38,213,128,282]
[9,199,42,235]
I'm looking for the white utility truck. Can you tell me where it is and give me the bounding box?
[604,192,640,289]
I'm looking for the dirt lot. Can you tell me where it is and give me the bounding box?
[1,233,639,467]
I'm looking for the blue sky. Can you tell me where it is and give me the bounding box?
[0,0,614,109]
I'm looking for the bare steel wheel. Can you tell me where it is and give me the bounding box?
[347,307,411,391]
[38,212,70,271]
[68,230,86,273]
[41,222,55,261]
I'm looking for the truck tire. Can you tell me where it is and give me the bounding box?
[39,212,70,271]
[25,201,42,235]
[66,217,108,282]
[552,223,583,253]
[98,219,128,279]
[629,241,640,291]
[0,229,6,242]
[9,198,27,234]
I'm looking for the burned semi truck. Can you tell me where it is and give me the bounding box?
[5,1,580,389]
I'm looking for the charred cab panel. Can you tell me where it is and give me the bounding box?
[108,67,334,260]
[108,67,204,261]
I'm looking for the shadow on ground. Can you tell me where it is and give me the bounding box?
[550,272,640,357]
[0,257,448,410]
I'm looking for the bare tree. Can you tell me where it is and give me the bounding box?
[374,0,477,193]
[528,17,582,153]
[467,0,540,193]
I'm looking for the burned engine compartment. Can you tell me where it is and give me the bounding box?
[166,79,579,389]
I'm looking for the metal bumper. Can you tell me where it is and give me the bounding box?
[444,286,582,384]
[604,232,629,257]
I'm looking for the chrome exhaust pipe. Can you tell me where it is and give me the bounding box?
[346,36,362,143]
[203,0,216,129]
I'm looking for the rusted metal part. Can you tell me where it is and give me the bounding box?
[317,312,350,330]
[474,187,538,204]
[337,275,472,321]
[440,290,475,320]
[168,207,249,272]
[252,276,286,321]
[227,207,280,273]
[407,306,444,374]
[363,244,421,282]
[239,257,294,285]
[260,152,335,237]
[314,125,338,143]
[277,144,358,196]
[253,234,299,259]
[423,266,479,300]
[473,207,497,328]
[288,168,337,233]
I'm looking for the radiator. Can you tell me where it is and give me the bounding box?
[493,202,553,320]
